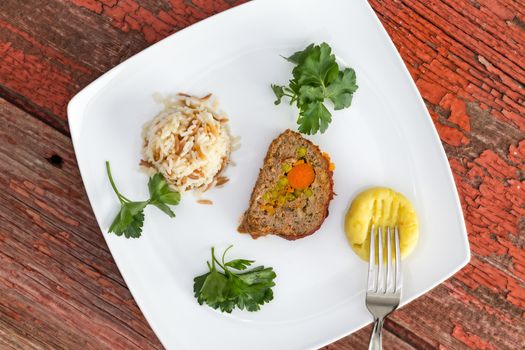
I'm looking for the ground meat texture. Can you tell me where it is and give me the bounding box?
[238,129,334,240]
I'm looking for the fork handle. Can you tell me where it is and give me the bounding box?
[368,316,384,350]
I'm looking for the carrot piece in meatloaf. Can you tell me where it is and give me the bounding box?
[238,129,334,240]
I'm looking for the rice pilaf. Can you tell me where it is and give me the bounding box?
[141,94,232,193]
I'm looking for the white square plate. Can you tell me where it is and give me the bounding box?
[67,0,470,348]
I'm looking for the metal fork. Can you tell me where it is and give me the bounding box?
[366,226,402,350]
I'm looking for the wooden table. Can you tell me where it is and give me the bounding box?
[0,1,523,349]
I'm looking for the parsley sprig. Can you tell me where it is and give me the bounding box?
[106,161,180,238]
[193,246,276,313]
[271,42,358,135]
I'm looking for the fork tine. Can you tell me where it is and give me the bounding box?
[377,226,384,293]
[395,226,402,292]
[386,227,394,293]
[367,225,376,292]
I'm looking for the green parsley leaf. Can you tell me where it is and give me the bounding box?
[293,43,338,87]
[326,68,358,110]
[108,201,148,238]
[227,274,270,312]
[298,85,324,104]
[298,102,332,135]
[285,43,315,64]
[106,161,181,238]
[148,173,181,205]
[199,269,229,304]
[225,259,254,271]
[272,42,358,134]
[193,271,210,304]
[151,202,176,218]
[271,84,286,105]
[236,266,276,285]
[193,246,276,313]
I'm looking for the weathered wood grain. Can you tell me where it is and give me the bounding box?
[0,0,523,349]
[366,0,525,348]
[324,322,417,350]
[0,99,163,349]
[0,0,246,134]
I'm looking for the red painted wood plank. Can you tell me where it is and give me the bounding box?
[0,99,162,349]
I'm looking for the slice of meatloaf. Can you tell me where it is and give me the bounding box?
[238,129,334,240]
